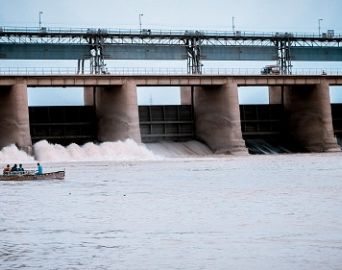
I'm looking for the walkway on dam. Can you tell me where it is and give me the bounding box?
[1,74,342,87]
[1,67,342,76]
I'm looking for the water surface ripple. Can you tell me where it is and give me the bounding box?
[1,154,342,269]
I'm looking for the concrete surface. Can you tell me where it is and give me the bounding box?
[284,79,340,152]
[96,81,141,143]
[0,83,32,153]
[194,80,247,154]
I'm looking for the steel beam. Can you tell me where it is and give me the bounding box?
[3,43,341,62]
[103,44,187,60]
[0,43,90,59]
[291,47,342,61]
[201,45,278,61]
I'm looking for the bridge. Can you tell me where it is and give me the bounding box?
[1,26,342,74]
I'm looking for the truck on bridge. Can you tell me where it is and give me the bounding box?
[261,65,280,75]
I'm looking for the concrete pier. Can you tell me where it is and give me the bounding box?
[0,83,32,153]
[269,86,284,104]
[194,81,247,154]
[95,81,141,143]
[284,80,340,152]
[84,86,94,105]
[180,86,192,105]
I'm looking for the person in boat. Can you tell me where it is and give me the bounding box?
[3,164,11,175]
[18,164,25,173]
[11,164,18,172]
[36,163,43,175]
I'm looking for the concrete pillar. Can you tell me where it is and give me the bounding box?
[96,81,141,143]
[269,86,284,104]
[284,80,339,152]
[84,86,94,105]
[194,80,247,154]
[0,83,32,153]
[180,86,192,105]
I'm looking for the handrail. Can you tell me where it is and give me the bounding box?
[0,67,341,76]
[1,25,341,39]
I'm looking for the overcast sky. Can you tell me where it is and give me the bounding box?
[1,0,342,32]
[1,0,342,105]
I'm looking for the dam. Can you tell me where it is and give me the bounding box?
[1,27,342,154]
[0,74,342,154]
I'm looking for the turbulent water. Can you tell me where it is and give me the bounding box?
[0,140,160,164]
[1,141,342,269]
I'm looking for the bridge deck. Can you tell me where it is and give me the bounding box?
[1,27,341,61]
[0,75,342,87]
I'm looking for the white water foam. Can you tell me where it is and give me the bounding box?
[1,140,216,164]
[145,140,214,157]
[33,139,160,162]
[0,144,35,163]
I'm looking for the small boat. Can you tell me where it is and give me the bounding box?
[0,171,65,181]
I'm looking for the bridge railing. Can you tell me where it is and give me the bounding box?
[1,26,341,39]
[0,67,341,76]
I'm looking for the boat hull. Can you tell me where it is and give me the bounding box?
[0,171,65,181]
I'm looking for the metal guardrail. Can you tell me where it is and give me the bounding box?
[0,67,341,76]
[1,26,341,39]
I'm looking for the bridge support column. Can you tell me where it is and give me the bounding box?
[180,86,192,105]
[96,81,141,143]
[269,86,286,104]
[84,86,94,105]
[0,83,32,153]
[194,80,247,154]
[284,80,339,152]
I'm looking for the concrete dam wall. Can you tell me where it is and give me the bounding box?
[0,77,341,154]
[27,104,342,153]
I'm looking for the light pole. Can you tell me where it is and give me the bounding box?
[39,11,43,28]
[139,13,143,32]
[232,16,235,33]
[318,18,323,36]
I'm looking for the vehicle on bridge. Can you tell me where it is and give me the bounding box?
[141,29,152,35]
[261,65,280,75]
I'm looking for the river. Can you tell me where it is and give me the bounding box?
[0,141,342,269]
